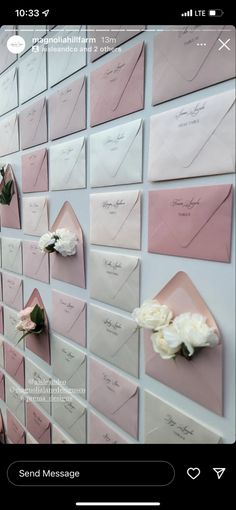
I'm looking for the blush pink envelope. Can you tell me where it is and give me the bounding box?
[26,402,51,444]
[6,410,25,444]
[20,97,47,149]
[144,271,223,415]
[49,76,86,140]
[22,148,48,193]
[148,184,233,263]
[0,305,3,335]
[23,240,49,284]
[0,112,19,157]
[0,371,5,401]
[152,25,236,105]
[90,42,145,126]
[2,273,23,311]
[52,290,86,346]
[89,411,128,444]
[0,165,21,229]
[50,201,86,288]
[25,288,50,364]
[4,344,25,387]
[89,358,139,438]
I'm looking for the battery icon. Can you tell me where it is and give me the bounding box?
[208,9,224,16]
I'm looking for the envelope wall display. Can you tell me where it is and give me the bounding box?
[51,334,86,398]
[23,240,49,284]
[26,401,51,444]
[149,89,235,181]
[25,358,51,415]
[49,136,86,191]
[0,26,16,74]
[52,423,75,444]
[152,25,236,105]
[1,237,22,275]
[0,112,19,157]
[5,375,25,424]
[4,343,25,387]
[89,25,145,62]
[19,48,47,104]
[2,273,23,311]
[19,97,48,150]
[4,306,24,349]
[0,67,18,116]
[52,384,87,443]
[6,409,26,444]
[23,196,49,237]
[51,290,86,346]
[88,411,129,444]
[22,148,48,193]
[0,165,21,229]
[49,76,86,140]
[24,288,51,364]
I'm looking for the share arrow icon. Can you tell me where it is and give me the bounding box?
[213,468,226,479]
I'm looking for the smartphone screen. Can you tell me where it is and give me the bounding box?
[0,8,235,509]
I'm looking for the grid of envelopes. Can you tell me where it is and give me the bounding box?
[0,24,235,445]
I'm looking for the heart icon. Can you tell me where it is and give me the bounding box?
[187,467,201,480]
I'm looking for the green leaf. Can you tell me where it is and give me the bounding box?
[30,305,44,328]
[0,179,14,205]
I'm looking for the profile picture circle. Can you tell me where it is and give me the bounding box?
[7,35,26,54]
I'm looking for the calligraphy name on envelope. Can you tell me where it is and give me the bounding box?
[19,49,47,104]
[2,273,23,311]
[89,359,139,438]
[0,67,18,116]
[26,402,51,444]
[0,26,16,74]
[89,304,139,377]
[20,97,47,150]
[52,290,86,346]
[6,409,25,444]
[23,240,49,283]
[89,411,128,444]
[52,424,75,444]
[1,238,22,275]
[0,112,19,157]
[23,196,48,236]
[152,25,236,105]
[49,76,86,140]
[90,190,141,249]
[90,42,144,126]
[4,344,25,387]
[4,306,24,349]
[52,335,86,397]
[148,184,233,263]
[90,250,140,312]
[50,137,86,191]
[52,385,87,443]
[0,371,5,401]
[25,359,51,415]
[148,89,235,181]
[145,391,221,444]
[89,25,145,61]
[48,25,86,86]
[22,148,48,193]
[90,118,143,187]
[5,375,25,424]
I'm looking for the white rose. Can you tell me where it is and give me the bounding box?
[38,232,55,252]
[171,313,219,357]
[151,328,181,359]
[132,300,173,330]
[54,228,77,257]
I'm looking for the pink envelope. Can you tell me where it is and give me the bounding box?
[6,410,25,444]
[0,165,21,229]
[23,240,49,284]
[22,148,48,193]
[0,305,3,335]
[4,344,25,387]
[89,358,139,438]
[0,112,19,157]
[50,201,86,288]
[52,290,86,346]
[26,402,51,444]
[89,25,145,61]
[49,76,86,140]
[2,273,23,311]
[0,273,2,301]
[144,271,223,415]
[89,411,128,444]
[148,184,233,263]
[152,25,236,105]
[25,288,50,364]
[90,42,144,126]
[20,97,47,149]
[0,371,5,401]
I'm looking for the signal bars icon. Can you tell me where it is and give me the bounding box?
[181,9,193,16]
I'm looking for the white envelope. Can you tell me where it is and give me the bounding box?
[4,307,24,349]
[90,250,140,312]
[0,338,4,367]
[23,196,48,236]
[18,25,46,53]
[5,375,25,424]
[52,424,75,444]
[48,25,86,86]
[89,304,139,377]
[0,67,18,116]
[25,359,51,415]
[52,385,86,443]
[90,190,141,249]
[26,432,38,444]
[148,89,235,181]
[50,137,86,190]
[145,391,221,444]
[1,238,22,274]
[90,118,143,187]
[0,112,19,157]
[52,335,86,398]
[19,48,47,103]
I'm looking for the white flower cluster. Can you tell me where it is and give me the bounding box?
[132,300,219,360]
[38,228,77,257]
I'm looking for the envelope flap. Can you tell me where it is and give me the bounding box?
[22,147,47,171]
[27,402,50,435]
[100,252,139,295]
[55,77,85,111]
[53,137,85,166]
[51,201,83,244]
[154,184,232,247]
